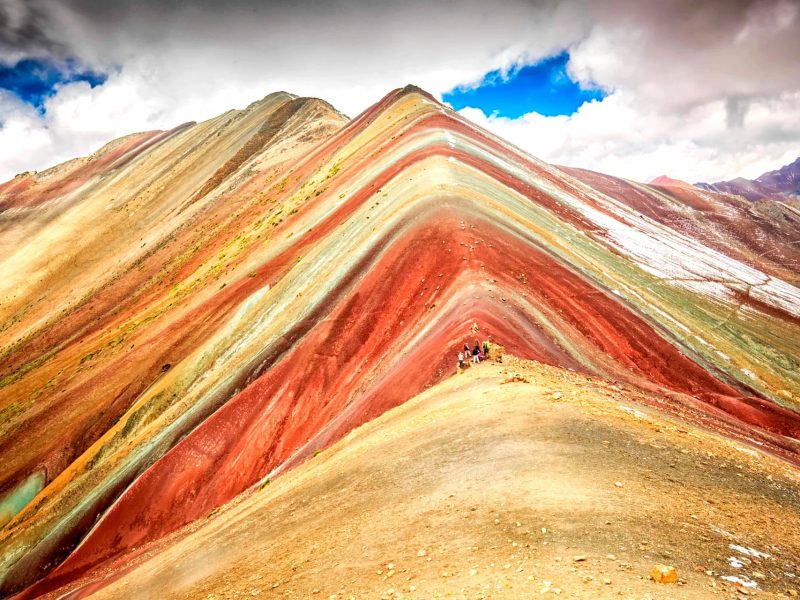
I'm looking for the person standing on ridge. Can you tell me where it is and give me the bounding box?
[458,351,465,371]
[483,340,491,358]
[473,341,481,363]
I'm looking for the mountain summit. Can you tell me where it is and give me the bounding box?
[1,86,799,598]
[647,174,695,188]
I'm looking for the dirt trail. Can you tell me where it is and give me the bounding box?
[55,357,800,599]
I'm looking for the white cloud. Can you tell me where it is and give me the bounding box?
[456,88,800,183]
[451,0,800,183]
[0,91,54,177]
[0,0,798,183]
[0,0,594,181]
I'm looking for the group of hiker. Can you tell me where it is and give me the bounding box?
[457,340,491,370]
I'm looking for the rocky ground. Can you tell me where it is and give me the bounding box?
[50,355,800,600]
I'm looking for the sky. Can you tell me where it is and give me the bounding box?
[443,52,607,119]
[0,0,799,184]
[0,58,105,112]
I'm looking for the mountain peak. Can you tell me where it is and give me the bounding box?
[245,91,297,110]
[378,84,441,109]
[648,174,694,188]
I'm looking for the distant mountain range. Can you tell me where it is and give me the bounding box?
[695,155,800,200]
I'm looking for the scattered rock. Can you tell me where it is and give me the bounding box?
[650,564,678,584]
[573,555,587,562]
[416,548,426,557]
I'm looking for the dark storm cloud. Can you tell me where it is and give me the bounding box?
[2,0,566,66]
[726,97,752,129]
[1,0,587,117]
[574,0,800,103]
[6,0,797,110]
[0,0,67,60]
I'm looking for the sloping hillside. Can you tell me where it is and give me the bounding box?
[42,358,800,599]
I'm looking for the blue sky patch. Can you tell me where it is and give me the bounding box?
[0,58,107,113]
[443,52,606,119]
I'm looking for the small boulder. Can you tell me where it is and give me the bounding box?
[650,564,678,584]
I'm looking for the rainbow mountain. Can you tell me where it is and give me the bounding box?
[1,86,799,598]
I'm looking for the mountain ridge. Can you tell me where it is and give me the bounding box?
[696,155,800,200]
[1,85,799,598]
